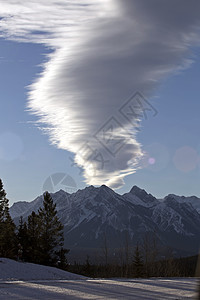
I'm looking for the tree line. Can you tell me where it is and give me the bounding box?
[68,253,198,278]
[68,232,198,278]
[0,179,69,268]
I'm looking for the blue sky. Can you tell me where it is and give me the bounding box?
[127,50,200,199]
[0,1,200,205]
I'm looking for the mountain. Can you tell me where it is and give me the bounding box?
[10,185,200,263]
[164,194,200,214]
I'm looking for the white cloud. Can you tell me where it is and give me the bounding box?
[0,0,200,188]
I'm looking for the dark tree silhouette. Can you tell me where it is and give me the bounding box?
[133,245,144,278]
[0,179,16,258]
[38,191,64,265]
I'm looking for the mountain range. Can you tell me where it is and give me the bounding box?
[10,185,200,263]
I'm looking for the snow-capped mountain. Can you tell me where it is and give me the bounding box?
[164,194,200,214]
[10,189,70,219]
[10,185,200,261]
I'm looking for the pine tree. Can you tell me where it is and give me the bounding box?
[0,179,8,222]
[55,247,70,269]
[38,191,64,265]
[133,245,144,278]
[0,179,16,258]
[27,211,41,263]
[17,216,29,261]
[83,255,91,276]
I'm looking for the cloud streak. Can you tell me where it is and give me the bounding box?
[0,0,200,188]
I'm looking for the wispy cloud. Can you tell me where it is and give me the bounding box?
[0,0,200,188]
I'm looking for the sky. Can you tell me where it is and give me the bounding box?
[0,0,200,205]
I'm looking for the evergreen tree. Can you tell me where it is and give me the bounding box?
[55,247,70,269]
[0,178,8,222]
[38,192,64,265]
[27,211,41,263]
[133,245,144,278]
[83,255,91,276]
[0,179,16,258]
[17,216,29,261]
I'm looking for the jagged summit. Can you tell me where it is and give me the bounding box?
[129,185,156,200]
[130,185,148,196]
[165,193,199,200]
[10,185,200,260]
[164,193,200,213]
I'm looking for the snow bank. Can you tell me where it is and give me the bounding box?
[0,258,86,281]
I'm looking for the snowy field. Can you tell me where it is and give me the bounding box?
[0,258,198,299]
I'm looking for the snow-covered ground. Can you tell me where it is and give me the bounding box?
[0,258,198,299]
[0,258,85,281]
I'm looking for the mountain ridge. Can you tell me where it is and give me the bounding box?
[10,185,200,262]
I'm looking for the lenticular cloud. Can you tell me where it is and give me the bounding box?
[0,0,200,188]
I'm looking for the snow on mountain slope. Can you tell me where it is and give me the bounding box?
[57,185,150,243]
[165,194,200,214]
[0,258,85,280]
[10,185,200,259]
[123,185,159,207]
[152,201,195,235]
[10,190,70,219]
[10,201,30,219]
